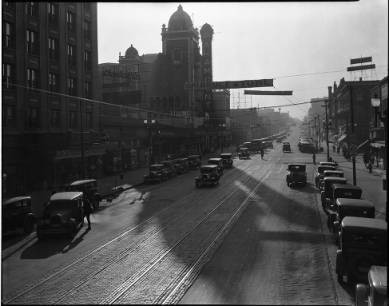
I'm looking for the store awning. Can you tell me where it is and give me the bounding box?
[338,134,348,144]
[370,141,386,149]
[351,139,370,155]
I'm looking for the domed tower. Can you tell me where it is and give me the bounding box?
[161,4,201,112]
[200,23,214,113]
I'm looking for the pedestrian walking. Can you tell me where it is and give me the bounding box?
[312,152,316,165]
[83,198,92,229]
[367,160,373,173]
[260,148,264,160]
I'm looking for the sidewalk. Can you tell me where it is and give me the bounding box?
[317,142,387,220]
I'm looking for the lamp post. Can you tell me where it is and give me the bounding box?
[144,114,156,166]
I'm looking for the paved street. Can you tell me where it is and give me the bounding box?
[3,125,385,304]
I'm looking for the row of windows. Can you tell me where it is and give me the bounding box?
[3,63,92,98]
[3,104,93,130]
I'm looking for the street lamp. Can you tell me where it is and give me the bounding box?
[144,117,156,166]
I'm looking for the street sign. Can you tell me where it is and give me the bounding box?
[212,79,273,89]
[244,90,292,95]
[350,57,372,65]
[347,64,375,72]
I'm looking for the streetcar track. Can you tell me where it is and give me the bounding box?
[4,154,262,304]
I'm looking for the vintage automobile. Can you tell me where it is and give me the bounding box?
[37,192,85,239]
[324,183,363,213]
[238,147,250,159]
[195,165,220,188]
[2,196,36,235]
[299,141,316,153]
[187,155,202,169]
[66,179,101,211]
[220,153,233,168]
[144,164,169,183]
[329,198,375,238]
[320,176,347,207]
[286,164,307,187]
[173,158,190,174]
[355,265,387,306]
[282,143,291,153]
[160,160,177,178]
[208,158,224,176]
[319,161,338,168]
[336,217,387,283]
[314,165,337,188]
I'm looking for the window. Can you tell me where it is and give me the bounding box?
[26,68,38,88]
[67,77,76,95]
[50,109,60,127]
[66,11,75,32]
[26,30,38,55]
[48,37,58,59]
[67,44,75,66]
[85,112,92,129]
[2,63,14,88]
[3,105,16,127]
[83,20,91,38]
[84,51,91,71]
[48,3,58,24]
[172,48,182,64]
[25,2,38,17]
[48,73,57,91]
[3,22,14,48]
[28,107,40,128]
[69,111,77,128]
[84,80,91,98]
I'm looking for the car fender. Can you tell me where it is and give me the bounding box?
[355,284,369,306]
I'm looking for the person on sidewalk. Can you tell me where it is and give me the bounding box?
[312,152,316,165]
[83,198,93,229]
[260,148,264,160]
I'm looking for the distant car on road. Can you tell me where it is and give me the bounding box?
[160,160,178,178]
[208,158,224,176]
[286,164,307,187]
[2,196,36,235]
[187,155,202,169]
[282,143,291,153]
[355,265,387,306]
[336,217,387,284]
[37,191,85,239]
[66,179,101,211]
[238,147,250,160]
[195,165,220,188]
[144,164,168,184]
[220,153,233,168]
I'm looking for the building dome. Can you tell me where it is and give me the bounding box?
[200,23,214,37]
[168,5,193,31]
[125,44,139,58]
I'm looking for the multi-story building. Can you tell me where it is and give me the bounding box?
[2,2,100,197]
[307,97,327,148]
[327,77,379,154]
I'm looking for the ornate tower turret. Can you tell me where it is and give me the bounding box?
[200,23,214,115]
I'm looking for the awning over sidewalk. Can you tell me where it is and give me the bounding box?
[338,134,348,144]
[370,141,386,149]
[351,139,370,155]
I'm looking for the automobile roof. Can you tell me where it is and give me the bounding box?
[150,163,164,167]
[188,155,200,158]
[332,183,362,190]
[323,170,343,174]
[341,216,387,231]
[336,198,374,208]
[369,266,387,294]
[201,164,217,169]
[239,147,249,150]
[208,157,222,161]
[323,177,347,182]
[50,191,83,201]
[69,179,97,186]
[3,196,31,206]
[220,153,232,156]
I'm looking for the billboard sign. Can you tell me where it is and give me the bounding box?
[350,57,372,65]
[347,64,375,72]
[212,79,273,89]
[244,90,293,96]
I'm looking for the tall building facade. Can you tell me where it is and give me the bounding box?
[2,2,100,197]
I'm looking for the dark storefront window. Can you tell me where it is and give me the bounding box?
[26,29,39,55]
[50,109,60,128]
[3,22,14,48]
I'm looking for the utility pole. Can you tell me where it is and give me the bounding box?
[323,100,330,161]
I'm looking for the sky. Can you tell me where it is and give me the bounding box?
[97,1,388,120]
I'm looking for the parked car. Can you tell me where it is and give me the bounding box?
[66,179,101,211]
[160,160,177,178]
[319,161,338,168]
[336,217,387,283]
[324,183,362,213]
[195,165,220,188]
[173,158,189,174]
[355,265,387,306]
[37,192,85,239]
[238,147,250,159]
[144,164,168,184]
[220,153,233,168]
[314,165,337,188]
[2,196,36,235]
[329,198,375,240]
[320,176,347,207]
[208,158,224,176]
[282,143,291,153]
[187,155,202,169]
[286,164,307,187]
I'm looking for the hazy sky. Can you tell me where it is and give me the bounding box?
[97,1,388,120]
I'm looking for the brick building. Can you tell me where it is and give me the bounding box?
[2,2,100,196]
